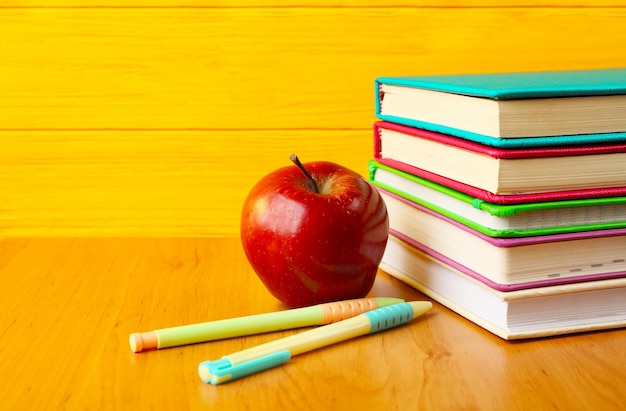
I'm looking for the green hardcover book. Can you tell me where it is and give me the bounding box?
[368,160,626,238]
[375,67,626,147]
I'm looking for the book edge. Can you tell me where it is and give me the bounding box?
[379,262,626,340]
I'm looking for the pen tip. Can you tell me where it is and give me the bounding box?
[410,301,433,317]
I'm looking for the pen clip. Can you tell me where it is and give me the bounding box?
[198,350,292,385]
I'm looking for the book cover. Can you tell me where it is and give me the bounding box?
[377,68,626,100]
[380,234,626,340]
[374,121,626,195]
[375,67,626,146]
[368,159,626,237]
[379,189,626,285]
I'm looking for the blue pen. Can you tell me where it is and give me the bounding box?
[198,301,432,385]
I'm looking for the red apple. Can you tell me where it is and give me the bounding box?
[240,155,389,308]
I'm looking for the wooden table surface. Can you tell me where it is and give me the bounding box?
[1,237,625,410]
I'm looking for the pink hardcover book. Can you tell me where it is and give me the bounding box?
[380,189,626,291]
[374,121,626,204]
[390,229,626,292]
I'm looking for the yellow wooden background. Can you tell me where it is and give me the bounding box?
[1,1,626,237]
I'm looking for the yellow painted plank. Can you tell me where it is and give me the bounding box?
[0,130,372,237]
[3,6,626,236]
[2,1,626,6]
[1,8,625,130]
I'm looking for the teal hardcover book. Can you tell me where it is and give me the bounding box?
[375,68,626,147]
[368,160,626,238]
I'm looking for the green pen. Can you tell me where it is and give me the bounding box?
[129,297,404,352]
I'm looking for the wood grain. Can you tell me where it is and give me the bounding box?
[1,8,625,130]
[1,238,624,409]
[2,5,626,236]
[2,1,626,6]
[0,130,371,236]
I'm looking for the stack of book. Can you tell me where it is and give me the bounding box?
[368,68,626,339]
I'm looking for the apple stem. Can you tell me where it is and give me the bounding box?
[289,154,319,193]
